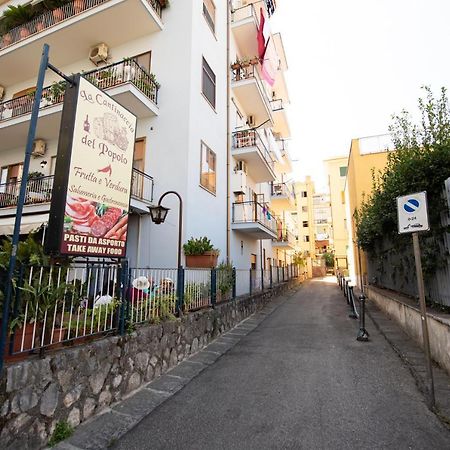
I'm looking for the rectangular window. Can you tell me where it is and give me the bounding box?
[303,221,309,228]
[200,141,216,194]
[302,206,308,213]
[203,0,216,33]
[202,57,216,109]
[301,191,308,198]
[304,235,310,242]
[339,166,348,177]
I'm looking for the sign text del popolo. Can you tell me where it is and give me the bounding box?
[46,76,137,258]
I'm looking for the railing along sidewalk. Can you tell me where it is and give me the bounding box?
[1,261,300,363]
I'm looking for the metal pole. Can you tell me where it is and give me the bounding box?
[0,44,49,373]
[356,293,369,341]
[412,232,435,408]
[357,244,365,293]
[158,191,183,268]
[211,268,217,307]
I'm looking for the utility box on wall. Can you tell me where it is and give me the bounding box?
[232,170,247,194]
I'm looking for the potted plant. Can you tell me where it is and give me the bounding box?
[183,236,219,268]
[43,0,69,23]
[44,80,66,105]
[240,57,250,68]
[1,33,13,47]
[73,0,86,14]
[231,60,241,70]
[0,4,36,40]
[157,0,170,9]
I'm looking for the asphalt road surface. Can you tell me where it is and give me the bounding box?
[112,278,450,450]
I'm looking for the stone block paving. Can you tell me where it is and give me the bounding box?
[367,300,450,425]
[52,289,298,450]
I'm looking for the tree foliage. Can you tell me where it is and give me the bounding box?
[355,87,450,275]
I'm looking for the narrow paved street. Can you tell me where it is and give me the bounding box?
[112,278,450,450]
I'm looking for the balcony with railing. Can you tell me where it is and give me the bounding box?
[230,3,260,57]
[0,0,164,85]
[270,98,290,138]
[231,201,278,240]
[231,63,273,127]
[0,59,159,151]
[130,169,154,212]
[271,182,296,210]
[273,228,297,250]
[0,168,153,212]
[232,129,276,182]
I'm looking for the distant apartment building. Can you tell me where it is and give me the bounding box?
[0,0,297,275]
[344,134,394,286]
[313,193,332,254]
[324,156,348,270]
[293,177,314,274]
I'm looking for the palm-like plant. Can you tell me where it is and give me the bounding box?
[0,4,35,34]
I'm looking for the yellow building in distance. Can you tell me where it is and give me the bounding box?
[344,134,394,286]
[294,177,315,277]
[324,156,349,269]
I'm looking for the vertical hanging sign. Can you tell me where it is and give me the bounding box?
[46,75,137,258]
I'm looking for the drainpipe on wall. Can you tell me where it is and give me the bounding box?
[226,0,231,263]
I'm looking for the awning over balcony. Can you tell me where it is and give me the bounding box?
[0,213,48,236]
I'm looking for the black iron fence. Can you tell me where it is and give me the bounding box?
[0,260,300,366]
[336,271,369,341]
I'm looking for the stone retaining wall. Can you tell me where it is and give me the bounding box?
[0,281,299,449]
[367,286,450,377]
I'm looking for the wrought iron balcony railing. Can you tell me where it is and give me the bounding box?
[131,168,154,203]
[232,129,275,170]
[0,175,54,209]
[0,0,162,51]
[232,201,278,234]
[0,168,153,209]
[271,182,296,200]
[0,59,159,123]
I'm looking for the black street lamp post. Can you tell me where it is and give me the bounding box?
[148,191,183,268]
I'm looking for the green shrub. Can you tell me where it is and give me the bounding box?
[48,421,73,447]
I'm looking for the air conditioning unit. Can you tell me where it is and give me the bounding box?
[32,139,47,157]
[232,170,247,194]
[235,160,248,174]
[89,43,109,65]
[246,115,255,127]
[0,85,4,101]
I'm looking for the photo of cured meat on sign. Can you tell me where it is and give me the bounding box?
[64,195,128,240]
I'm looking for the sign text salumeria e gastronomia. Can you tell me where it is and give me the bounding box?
[58,77,136,257]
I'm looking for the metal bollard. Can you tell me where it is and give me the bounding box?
[357,293,369,342]
[348,286,358,319]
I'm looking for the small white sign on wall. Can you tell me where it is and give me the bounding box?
[397,191,430,234]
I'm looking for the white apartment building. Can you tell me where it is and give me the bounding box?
[229,0,295,278]
[0,0,294,272]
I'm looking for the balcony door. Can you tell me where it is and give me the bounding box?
[132,138,146,198]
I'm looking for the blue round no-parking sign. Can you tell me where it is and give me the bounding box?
[403,198,420,213]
